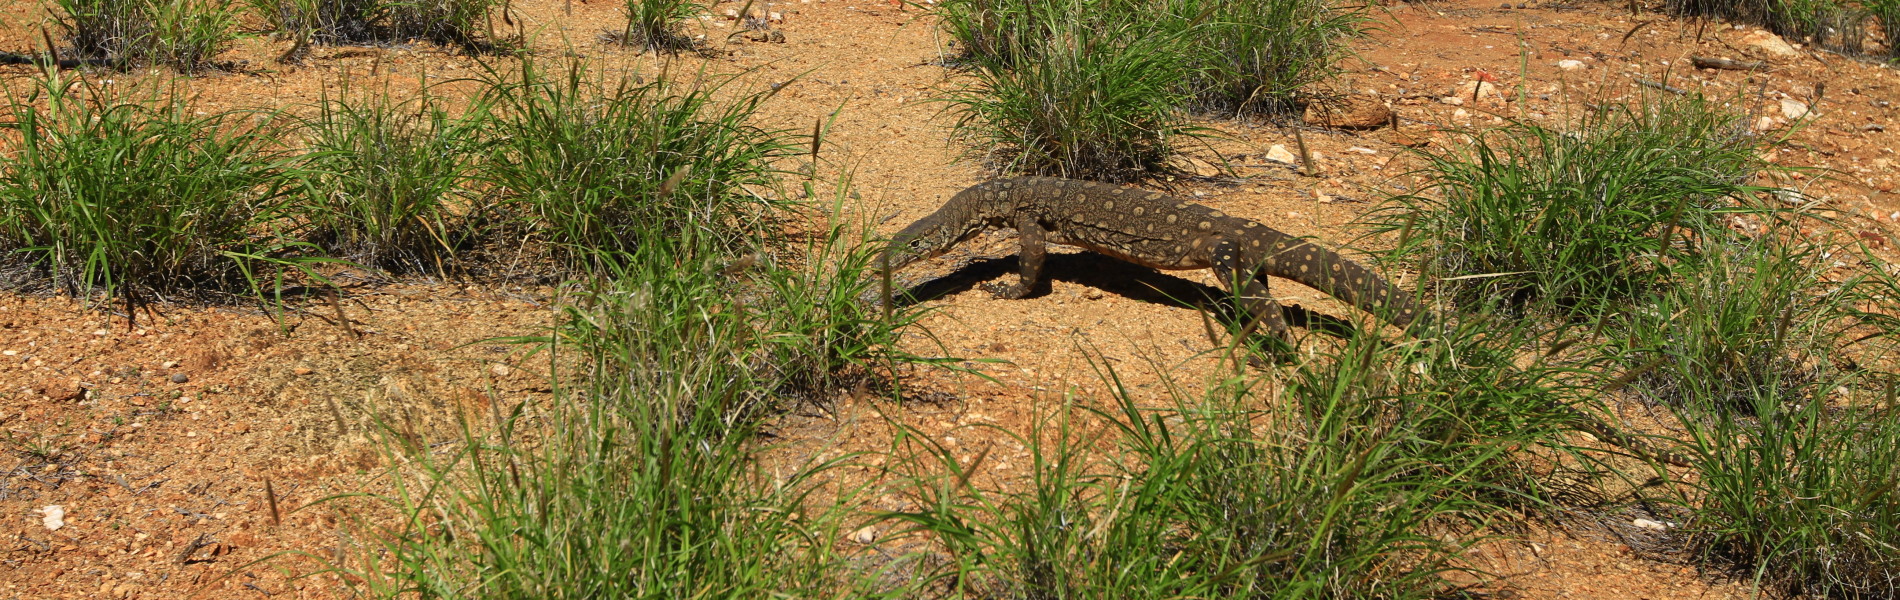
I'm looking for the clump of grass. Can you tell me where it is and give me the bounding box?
[1378,92,1776,316]
[0,74,315,307]
[944,0,1197,182]
[480,59,797,274]
[1665,0,1883,55]
[610,0,704,53]
[1174,0,1372,117]
[883,314,1625,597]
[297,85,489,275]
[1674,385,1900,598]
[247,0,509,57]
[323,177,932,596]
[48,0,240,72]
[1615,230,1857,414]
[937,0,1369,123]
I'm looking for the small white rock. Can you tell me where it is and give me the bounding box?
[1346,146,1378,155]
[1632,518,1668,531]
[1438,95,1466,106]
[1263,144,1299,165]
[851,526,878,544]
[1556,59,1586,71]
[39,505,65,531]
[1780,98,1814,120]
[1453,108,1471,119]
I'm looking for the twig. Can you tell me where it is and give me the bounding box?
[1690,56,1764,71]
[1635,79,1686,95]
[264,479,281,526]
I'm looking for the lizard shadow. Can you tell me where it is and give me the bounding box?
[894,253,1362,340]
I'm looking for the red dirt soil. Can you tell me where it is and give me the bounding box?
[3,0,1897,597]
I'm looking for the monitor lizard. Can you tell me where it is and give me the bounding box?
[879,175,1695,468]
[881,176,1429,346]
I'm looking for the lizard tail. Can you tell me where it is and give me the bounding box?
[1297,243,1433,332]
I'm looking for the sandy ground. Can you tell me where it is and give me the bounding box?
[3,0,1898,597]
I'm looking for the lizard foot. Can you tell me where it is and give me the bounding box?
[981,281,1040,300]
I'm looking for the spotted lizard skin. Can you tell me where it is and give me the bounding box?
[883,176,1427,343]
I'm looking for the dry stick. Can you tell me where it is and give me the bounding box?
[1636,79,1687,95]
[326,288,359,340]
[264,479,282,526]
[1293,127,1318,177]
[1690,56,1764,71]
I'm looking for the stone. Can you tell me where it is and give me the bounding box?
[1740,30,1800,59]
[1303,96,1392,130]
[1263,144,1299,165]
[170,373,189,384]
[1556,59,1586,71]
[1779,97,1814,120]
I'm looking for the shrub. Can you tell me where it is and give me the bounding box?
[1615,231,1858,414]
[1173,0,1372,116]
[883,315,1637,597]
[0,75,314,307]
[48,0,240,72]
[323,184,930,597]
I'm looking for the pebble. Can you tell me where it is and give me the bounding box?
[1780,98,1815,120]
[851,526,878,544]
[1263,144,1299,164]
[1632,518,1669,531]
[1556,59,1586,71]
[170,373,189,384]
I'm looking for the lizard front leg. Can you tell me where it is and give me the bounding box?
[985,213,1050,299]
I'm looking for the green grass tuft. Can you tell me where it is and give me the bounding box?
[297,84,490,275]
[1379,92,1777,316]
[479,59,797,275]
[0,74,318,306]
[49,0,240,72]
[247,0,510,56]
[614,0,705,53]
[943,0,1198,182]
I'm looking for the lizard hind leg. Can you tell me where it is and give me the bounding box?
[1212,239,1295,362]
